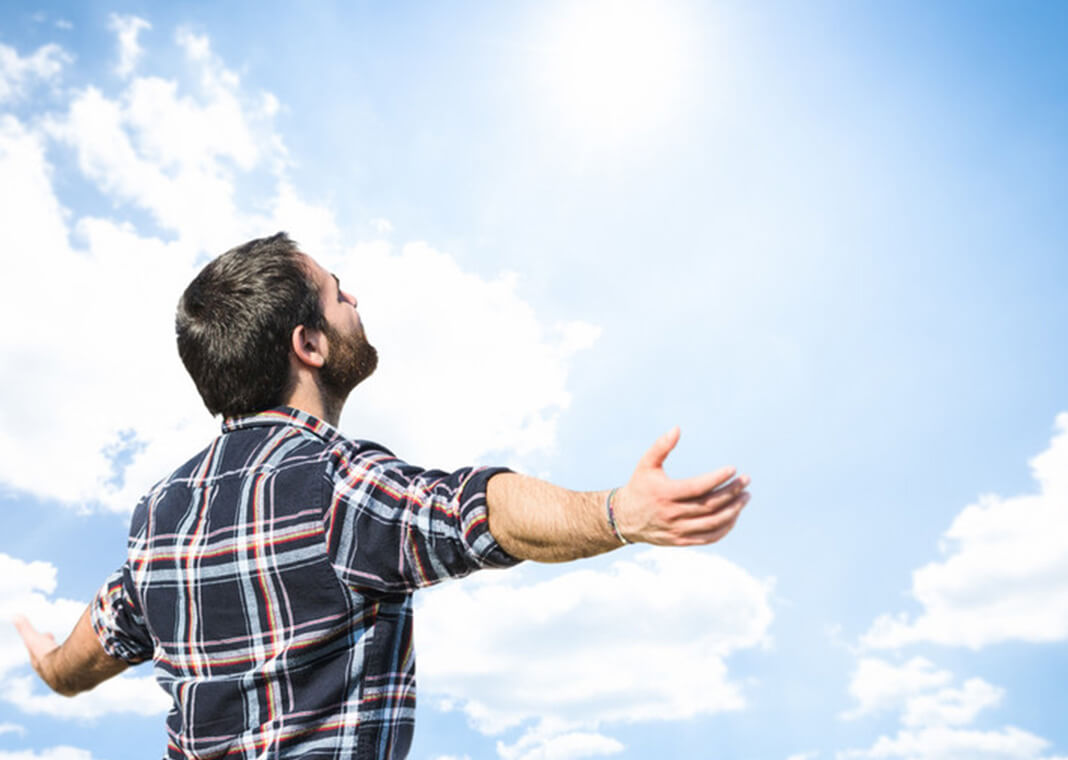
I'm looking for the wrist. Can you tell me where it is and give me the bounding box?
[34,649,58,690]
[604,487,630,545]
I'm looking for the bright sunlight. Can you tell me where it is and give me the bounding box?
[533,0,694,149]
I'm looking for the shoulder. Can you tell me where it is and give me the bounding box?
[322,436,402,482]
[126,436,221,524]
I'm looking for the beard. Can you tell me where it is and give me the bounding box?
[318,320,378,404]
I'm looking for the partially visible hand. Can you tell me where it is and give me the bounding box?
[14,615,58,676]
[616,427,750,546]
[12,607,127,697]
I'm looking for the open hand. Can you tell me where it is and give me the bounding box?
[616,427,750,546]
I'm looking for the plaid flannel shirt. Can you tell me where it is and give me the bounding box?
[90,407,519,759]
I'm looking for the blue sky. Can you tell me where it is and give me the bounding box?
[0,2,1066,759]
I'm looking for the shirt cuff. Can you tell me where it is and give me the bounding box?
[90,568,153,664]
[458,466,523,569]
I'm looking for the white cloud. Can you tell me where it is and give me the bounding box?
[0,31,279,512]
[0,723,25,736]
[340,240,601,470]
[370,217,393,234]
[0,748,98,760]
[862,413,1068,650]
[0,113,216,510]
[0,554,81,679]
[839,656,1064,760]
[0,24,597,513]
[108,14,151,78]
[416,549,773,754]
[0,554,170,721]
[837,725,1063,760]
[498,730,624,760]
[840,416,1068,760]
[0,42,70,103]
[787,753,819,760]
[2,674,168,720]
[841,657,953,720]
[901,678,1003,729]
[44,33,282,253]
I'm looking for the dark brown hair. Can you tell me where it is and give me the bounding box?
[175,232,325,417]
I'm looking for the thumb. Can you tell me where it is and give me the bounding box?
[638,427,680,470]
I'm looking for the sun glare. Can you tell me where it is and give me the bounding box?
[534,0,693,149]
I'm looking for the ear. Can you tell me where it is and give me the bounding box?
[290,324,327,369]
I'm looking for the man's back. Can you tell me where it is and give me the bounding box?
[92,407,516,759]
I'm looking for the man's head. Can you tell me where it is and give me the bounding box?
[176,232,377,418]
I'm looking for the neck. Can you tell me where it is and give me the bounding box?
[284,379,345,427]
[317,387,345,428]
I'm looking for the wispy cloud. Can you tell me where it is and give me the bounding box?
[0,42,70,103]
[107,14,151,78]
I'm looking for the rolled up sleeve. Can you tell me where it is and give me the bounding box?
[323,441,522,594]
[90,565,154,664]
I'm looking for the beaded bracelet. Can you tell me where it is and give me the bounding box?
[605,487,629,545]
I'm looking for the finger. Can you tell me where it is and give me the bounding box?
[637,427,681,470]
[683,516,739,546]
[668,467,739,500]
[698,475,750,509]
[679,494,749,544]
[678,491,750,536]
[13,615,34,639]
[670,477,749,518]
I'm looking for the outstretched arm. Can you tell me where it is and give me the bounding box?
[487,427,751,562]
[14,607,128,697]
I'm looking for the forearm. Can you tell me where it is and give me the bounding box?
[486,473,621,562]
[486,428,751,560]
[24,607,128,697]
[36,650,85,697]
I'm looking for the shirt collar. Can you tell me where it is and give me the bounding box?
[222,406,342,443]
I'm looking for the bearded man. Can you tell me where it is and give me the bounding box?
[15,232,751,759]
